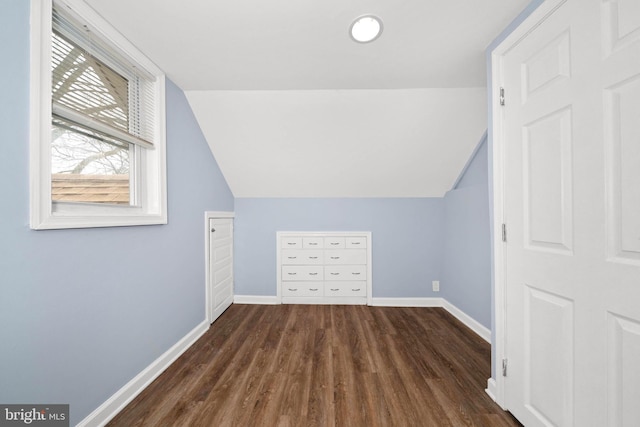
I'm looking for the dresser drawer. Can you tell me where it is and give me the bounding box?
[324,249,366,265]
[281,237,302,249]
[303,237,324,249]
[346,237,367,248]
[282,265,324,281]
[324,237,345,248]
[324,265,366,281]
[282,249,323,265]
[325,282,367,297]
[282,282,323,297]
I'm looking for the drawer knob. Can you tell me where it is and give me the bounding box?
[330,256,340,259]
[352,242,361,245]
[309,256,318,259]
[288,272,297,275]
[330,288,339,291]
[352,272,361,275]
[309,272,318,276]
[330,272,340,276]
[330,242,339,245]
[352,288,361,291]
[288,288,298,291]
[309,242,318,245]
[287,242,296,245]
[310,288,319,291]
[287,256,297,259]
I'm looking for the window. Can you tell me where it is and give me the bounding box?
[30,0,167,229]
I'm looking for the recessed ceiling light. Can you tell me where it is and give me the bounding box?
[350,15,383,43]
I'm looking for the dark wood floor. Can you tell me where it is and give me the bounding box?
[108,304,522,427]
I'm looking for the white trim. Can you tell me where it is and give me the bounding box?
[371,298,490,342]
[442,300,491,343]
[234,295,279,305]
[366,233,373,305]
[204,211,235,323]
[29,0,167,230]
[489,0,567,410]
[77,320,209,427]
[235,295,491,344]
[371,297,444,307]
[276,233,282,303]
[282,297,367,305]
[205,211,235,219]
[485,378,501,405]
[29,0,53,229]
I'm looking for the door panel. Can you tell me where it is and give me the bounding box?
[522,30,571,103]
[604,0,640,53]
[209,218,233,324]
[499,0,640,426]
[524,286,574,427]
[605,76,640,263]
[607,312,640,426]
[523,106,573,253]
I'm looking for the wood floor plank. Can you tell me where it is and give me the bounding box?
[306,327,334,427]
[108,304,522,427]
[109,304,261,426]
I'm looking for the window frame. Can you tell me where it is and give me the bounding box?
[30,0,167,230]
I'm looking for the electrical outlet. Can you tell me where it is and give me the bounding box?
[432,280,440,292]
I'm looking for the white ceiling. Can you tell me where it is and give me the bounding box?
[84,0,530,197]
[85,0,529,90]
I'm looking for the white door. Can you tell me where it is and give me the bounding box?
[209,218,234,323]
[498,0,640,425]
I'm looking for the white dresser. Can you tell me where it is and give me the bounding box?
[276,232,372,305]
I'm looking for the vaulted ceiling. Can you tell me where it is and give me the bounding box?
[85,0,531,197]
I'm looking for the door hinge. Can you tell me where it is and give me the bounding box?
[499,87,505,106]
[502,358,508,377]
[502,223,507,242]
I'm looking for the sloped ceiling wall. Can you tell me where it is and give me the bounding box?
[186,88,487,198]
[81,0,527,198]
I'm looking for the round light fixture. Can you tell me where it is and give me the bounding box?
[350,15,383,43]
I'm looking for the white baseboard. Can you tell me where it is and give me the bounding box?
[370,297,444,307]
[234,295,279,305]
[441,300,491,343]
[77,320,209,427]
[371,298,491,343]
[236,296,491,342]
[485,377,497,402]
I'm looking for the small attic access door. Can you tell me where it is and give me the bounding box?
[205,212,234,324]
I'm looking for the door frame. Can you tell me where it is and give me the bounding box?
[204,211,235,324]
[489,0,567,410]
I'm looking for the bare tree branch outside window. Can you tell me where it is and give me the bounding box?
[51,30,131,205]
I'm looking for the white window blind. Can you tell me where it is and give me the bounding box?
[51,5,157,149]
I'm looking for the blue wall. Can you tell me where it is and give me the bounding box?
[0,1,233,424]
[234,198,444,298]
[441,137,491,328]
